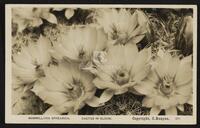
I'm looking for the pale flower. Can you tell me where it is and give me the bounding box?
[93,43,150,103]
[95,9,149,45]
[12,76,28,114]
[12,76,45,115]
[12,35,51,84]
[32,61,102,115]
[12,90,46,115]
[52,8,76,19]
[12,7,57,32]
[51,25,107,63]
[134,51,193,115]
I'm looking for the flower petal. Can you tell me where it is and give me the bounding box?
[133,65,151,82]
[176,95,190,105]
[130,34,145,44]
[12,49,34,69]
[93,51,107,65]
[32,82,67,106]
[124,43,138,68]
[12,63,37,83]
[99,89,114,103]
[136,10,148,26]
[37,91,67,106]
[150,106,161,115]
[51,43,68,60]
[130,25,147,37]
[154,53,171,78]
[147,70,160,84]
[16,20,28,32]
[165,107,177,115]
[142,97,155,108]
[68,111,78,115]
[84,89,97,101]
[177,104,184,112]
[106,45,125,66]
[97,65,116,81]
[187,94,193,105]
[93,78,120,90]
[44,106,62,115]
[12,86,24,106]
[176,83,192,96]
[167,56,180,77]
[54,101,75,114]
[132,48,149,75]
[65,9,75,19]
[133,80,155,95]
[37,75,66,92]
[73,90,93,112]
[52,8,65,11]
[95,27,108,50]
[85,96,105,107]
[114,88,128,95]
[93,78,107,89]
[37,36,51,66]
[154,95,177,110]
[74,101,85,112]
[129,88,144,95]
[32,18,43,27]
[44,13,58,24]
[175,59,192,86]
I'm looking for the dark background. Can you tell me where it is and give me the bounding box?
[0,0,199,128]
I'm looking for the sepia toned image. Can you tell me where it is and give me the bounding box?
[5,4,197,124]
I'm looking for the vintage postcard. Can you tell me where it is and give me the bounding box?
[5,4,197,124]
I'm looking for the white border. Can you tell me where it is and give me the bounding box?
[5,4,197,124]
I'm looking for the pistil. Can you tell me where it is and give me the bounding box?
[113,68,130,86]
[159,75,174,96]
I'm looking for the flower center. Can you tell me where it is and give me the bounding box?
[78,49,85,59]
[35,64,45,77]
[113,68,130,86]
[159,75,174,96]
[33,58,45,78]
[111,24,120,40]
[64,78,85,100]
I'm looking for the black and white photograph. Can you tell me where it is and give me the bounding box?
[5,4,197,124]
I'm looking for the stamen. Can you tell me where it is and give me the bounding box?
[119,72,125,77]
[65,78,85,99]
[77,45,86,60]
[62,82,74,92]
[111,24,120,40]
[159,75,174,96]
[79,50,85,59]
[35,65,45,77]
[113,68,130,86]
